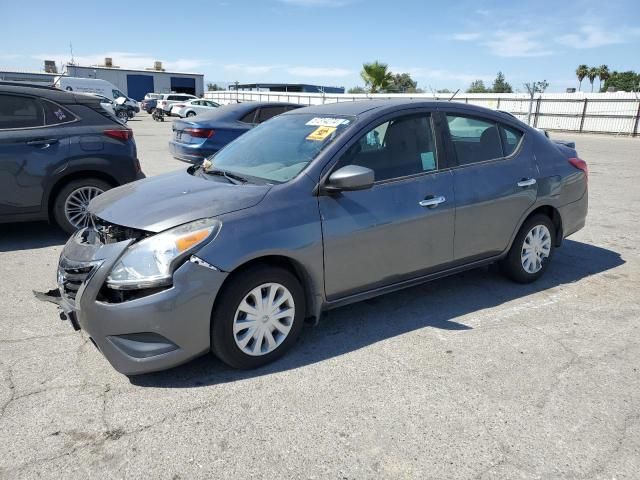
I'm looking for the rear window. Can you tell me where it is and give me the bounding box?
[42,100,76,126]
[0,94,44,129]
[500,124,523,156]
[239,109,258,124]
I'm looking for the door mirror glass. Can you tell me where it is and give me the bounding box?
[325,165,374,192]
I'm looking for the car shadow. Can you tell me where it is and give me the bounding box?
[130,239,624,388]
[0,222,67,252]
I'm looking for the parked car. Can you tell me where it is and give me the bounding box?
[169,102,302,163]
[156,93,198,116]
[170,99,220,118]
[0,82,144,234]
[140,98,157,114]
[54,76,139,113]
[91,94,129,122]
[144,93,164,101]
[51,99,588,375]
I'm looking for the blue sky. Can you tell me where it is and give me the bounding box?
[1,0,639,92]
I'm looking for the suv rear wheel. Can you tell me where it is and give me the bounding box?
[211,265,305,369]
[52,178,112,234]
[500,214,555,283]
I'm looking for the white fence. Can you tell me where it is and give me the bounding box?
[204,90,640,136]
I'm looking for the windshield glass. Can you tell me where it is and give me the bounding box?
[207,113,354,183]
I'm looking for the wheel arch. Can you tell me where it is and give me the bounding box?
[213,254,319,323]
[47,171,119,220]
[511,205,564,250]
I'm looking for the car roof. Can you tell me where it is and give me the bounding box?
[283,99,530,128]
[0,81,80,103]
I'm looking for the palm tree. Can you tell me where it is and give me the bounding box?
[598,64,610,92]
[576,64,589,91]
[360,61,393,93]
[587,67,598,92]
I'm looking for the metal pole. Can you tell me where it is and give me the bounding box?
[579,98,588,133]
[633,100,640,137]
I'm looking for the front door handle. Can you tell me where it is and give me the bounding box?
[26,138,59,148]
[419,195,446,208]
[517,178,537,187]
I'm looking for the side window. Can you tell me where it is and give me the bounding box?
[255,106,287,123]
[446,114,503,165]
[338,114,437,182]
[112,89,126,99]
[42,100,75,126]
[0,94,44,129]
[239,109,258,124]
[168,95,180,101]
[500,124,523,156]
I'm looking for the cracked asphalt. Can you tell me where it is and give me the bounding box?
[1,114,639,479]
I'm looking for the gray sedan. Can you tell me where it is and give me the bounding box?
[52,100,588,374]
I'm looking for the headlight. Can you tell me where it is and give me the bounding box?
[106,218,221,290]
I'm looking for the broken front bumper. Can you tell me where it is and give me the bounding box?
[55,229,227,375]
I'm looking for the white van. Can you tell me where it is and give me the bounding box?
[53,76,139,111]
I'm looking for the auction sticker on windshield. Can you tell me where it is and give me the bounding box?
[306,117,350,127]
[307,126,336,141]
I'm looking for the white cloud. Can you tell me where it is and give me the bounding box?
[452,32,481,41]
[483,31,553,57]
[556,24,640,49]
[224,64,281,75]
[278,0,349,5]
[286,66,352,77]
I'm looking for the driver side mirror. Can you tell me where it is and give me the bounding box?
[323,165,374,193]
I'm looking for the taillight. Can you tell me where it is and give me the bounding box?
[184,128,215,138]
[568,157,588,182]
[104,129,133,141]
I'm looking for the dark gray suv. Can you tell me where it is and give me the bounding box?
[0,82,144,233]
[52,100,588,374]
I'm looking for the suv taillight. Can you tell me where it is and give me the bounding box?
[184,128,215,138]
[104,129,133,141]
[568,157,588,183]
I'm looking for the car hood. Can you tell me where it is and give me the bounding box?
[89,169,271,232]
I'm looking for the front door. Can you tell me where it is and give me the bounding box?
[319,112,455,300]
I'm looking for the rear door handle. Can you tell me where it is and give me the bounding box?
[27,138,59,148]
[419,195,446,208]
[517,178,537,187]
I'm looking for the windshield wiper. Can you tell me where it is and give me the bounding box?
[202,168,248,185]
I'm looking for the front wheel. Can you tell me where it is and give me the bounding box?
[211,266,306,369]
[186,111,196,117]
[500,214,555,283]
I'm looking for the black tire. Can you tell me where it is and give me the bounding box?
[186,111,196,117]
[211,265,306,369]
[52,178,112,235]
[500,214,555,284]
[116,110,128,122]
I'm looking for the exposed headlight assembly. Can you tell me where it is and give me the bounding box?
[106,218,221,290]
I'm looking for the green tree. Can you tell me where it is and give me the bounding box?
[602,71,640,92]
[466,79,489,93]
[347,86,366,94]
[436,88,452,93]
[587,67,598,92]
[598,65,610,92]
[360,61,393,93]
[387,73,418,93]
[524,80,549,94]
[207,82,222,91]
[491,71,512,93]
[575,64,589,91]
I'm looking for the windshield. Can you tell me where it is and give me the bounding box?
[208,113,354,183]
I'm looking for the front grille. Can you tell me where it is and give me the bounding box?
[58,259,99,307]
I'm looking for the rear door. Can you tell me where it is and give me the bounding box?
[442,110,537,261]
[319,110,455,300]
[0,94,71,215]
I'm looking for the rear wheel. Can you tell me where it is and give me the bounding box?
[52,178,112,235]
[500,214,555,283]
[211,265,305,369]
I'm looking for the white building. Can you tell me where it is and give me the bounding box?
[64,60,204,100]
